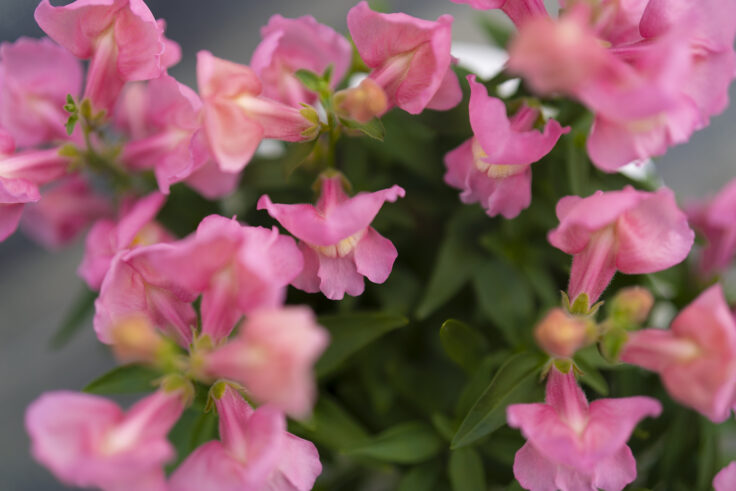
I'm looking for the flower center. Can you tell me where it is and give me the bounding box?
[471,139,526,179]
[311,229,366,258]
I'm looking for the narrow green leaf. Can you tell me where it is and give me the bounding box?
[472,260,534,346]
[340,117,385,141]
[452,352,544,449]
[696,421,719,491]
[440,319,488,373]
[282,140,317,177]
[448,447,486,491]
[455,352,510,417]
[49,287,96,349]
[293,396,369,452]
[315,312,408,378]
[65,114,78,135]
[83,364,161,395]
[345,421,442,464]
[416,209,484,319]
[397,462,441,491]
[294,69,323,92]
[574,355,609,396]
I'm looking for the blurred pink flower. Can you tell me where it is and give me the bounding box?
[251,15,352,107]
[35,0,171,112]
[197,50,316,173]
[621,284,736,422]
[0,37,82,148]
[715,462,736,491]
[444,75,567,218]
[169,384,321,491]
[687,178,736,278]
[116,78,240,198]
[347,1,462,115]
[22,175,111,249]
[548,186,694,305]
[507,366,661,491]
[0,132,72,242]
[449,0,547,27]
[203,306,329,418]
[78,192,171,290]
[94,244,198,346]
[26,388,186,491]
[258,176,405,300]
[149,214,303,342]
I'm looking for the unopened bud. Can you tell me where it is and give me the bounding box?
[610,287,654,325]
[334,78,388,123]
[110,316,169,365]
[534,308,594,358]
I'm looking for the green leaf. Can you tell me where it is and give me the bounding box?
[294,69,323,92]
[83,364,161,395]
[478,15,513,48]
[472,260,534,346]
[398,462,441,491]
[574,355,609,396]
[344,421,442,464]
[452,352,544,449]
[696,421,719,491]
[315,312,408,378]
[416,209,484,319]
[65,114,78,135]
[49,286,96,349]
[448,447,486,491]
[340,117,385,141]
[293,396,369,452]
[440,319,488,373]
[282,140,317,177]
[167,406,219,471]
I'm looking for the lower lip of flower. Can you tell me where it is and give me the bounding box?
[472,139,526,179]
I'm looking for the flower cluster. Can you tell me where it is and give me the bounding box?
[7,0,736,489]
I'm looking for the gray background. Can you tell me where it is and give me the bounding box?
[0,1,733,489]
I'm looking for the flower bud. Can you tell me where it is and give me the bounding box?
[334,78,388,123]
[534,308,593,358]
[109,316,171,365]
[610,286,654,325]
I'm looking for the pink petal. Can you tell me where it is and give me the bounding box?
[714,462,736,491]
[317,254,365,300]
[512,442,558,491]
[590,445,637,491]
[0,203,26,242]
[202,102,263,173]
[423,67,462,111]
[169,442,246,491]
[353,227,398,284]
[114,0,163,81]
[266,433,323,491]
[614,188,694,274]
[291,241,321,294]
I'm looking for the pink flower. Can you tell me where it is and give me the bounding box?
[202,306,329,418]
[197,50,317,173]
[169,384,322,491]
[687,178,736,278]
[0,37,82,148]
[26,387,187,491]
[444,75,568,218]
[640,0,736,122]
[715,462,736,491]
[621,284,736,422]
[449,0,548,27]
[0,133,72,242]
[78,192,171,290]
[548,187,694,306]
[148,214,303,342]
[251,15,352,107]
[507,366,661,491]
[116,77,239,198]
[347,1,462,115]
[94,244,198,347]
[258,176,405,300]
[35,0,169,112]
[22,175,111,249]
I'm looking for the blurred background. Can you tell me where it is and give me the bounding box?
[0,1,733,489]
